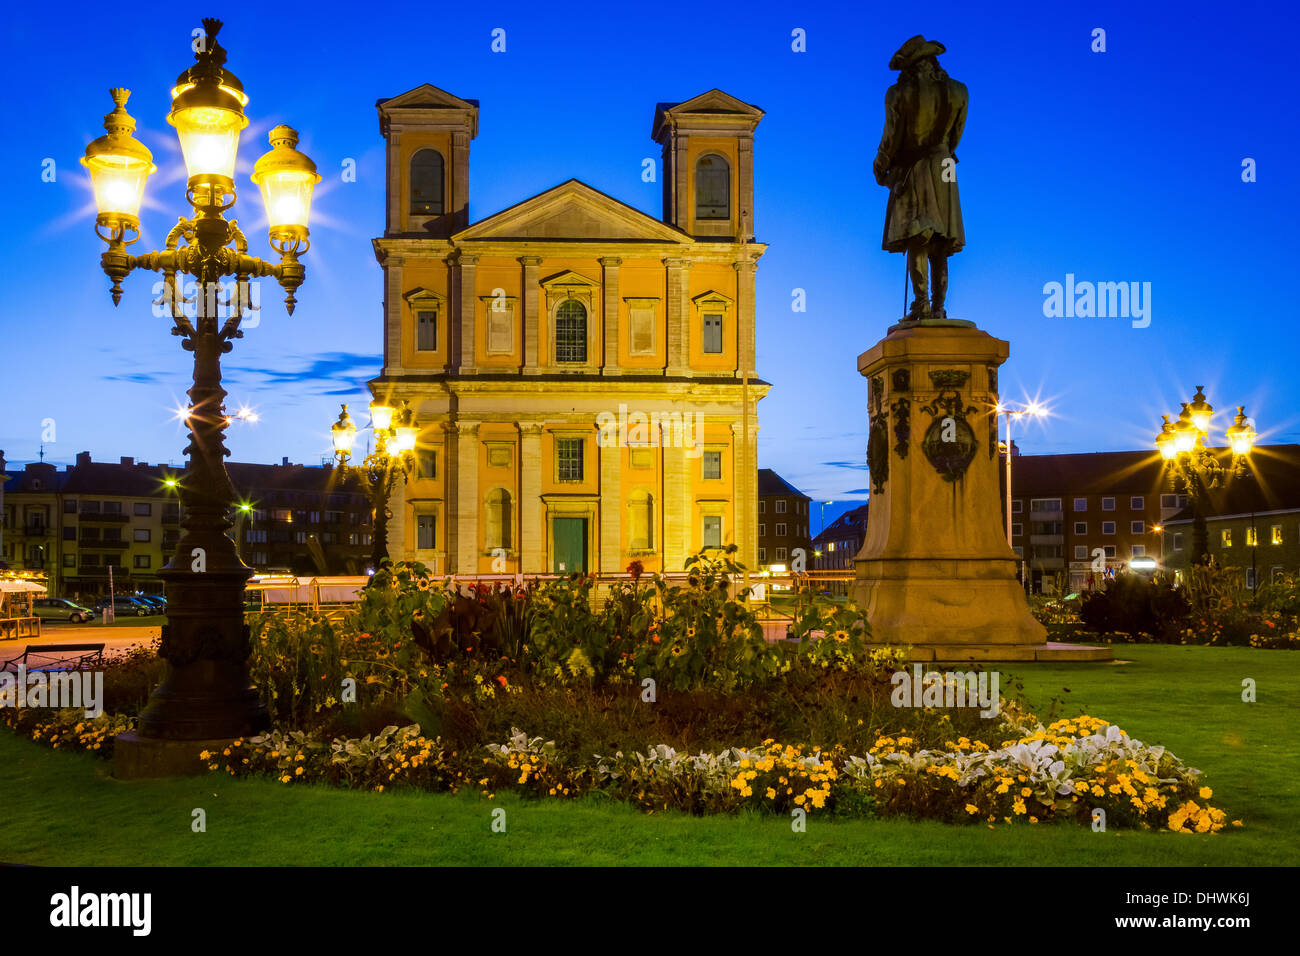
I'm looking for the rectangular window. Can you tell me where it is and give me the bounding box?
[1160,494,1179,508]
[133,554,150,568]
[1102,521,1116,535]
[1030,498,1062,513]
[1221,529,1232,547]
[1012,500,1023,514]
[418,450,438,479]
[63,554,75,567]
[1246,567,1256,590]
[1173,532,1184,551]
[703,315,723,354]
[1246,527,1258,546]
[133,528,150,542]
[1130,496,1144,510]
[1012,523,1022,538]
[702,515,722,549]
[1271,525,1283,545]
[776,523,787,537]
[1102,497,1115,511]
[703,450,722,481]
[775,500,787,514]
[629,307,655,355]
[775,547,787,562]
[134,502,152,516]
[1073,497,1087,512]
[1012,546,1023,558]
[1074,522,1087,535]
[416,514,436,550]
[1131,521,1145,534]
[1103,545,1116,558]
[295,531,307,544]
[1074,545,1088,559]
[1132,545,1145,557]
[556,438,584,482]
[82,500,100,513]
[487,305,513,354]
[758,500,765,514]
[63,527,76,541]
[758,547,766,563]
[416,310,438,351]
[103,501,122,515]
[758,523,765,538]
[64,499,77,514]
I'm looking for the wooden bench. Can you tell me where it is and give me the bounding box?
[1,642,105,672]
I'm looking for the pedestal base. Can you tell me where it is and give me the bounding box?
[112,731,230,779]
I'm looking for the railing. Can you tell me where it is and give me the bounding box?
[79,510,130,522]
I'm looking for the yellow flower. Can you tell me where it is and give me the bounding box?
[1199,786,1213,799]
[964,804,979,815]
[294,766,304,776]
[766,787,777,800]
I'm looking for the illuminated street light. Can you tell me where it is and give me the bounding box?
[330,400,418,569]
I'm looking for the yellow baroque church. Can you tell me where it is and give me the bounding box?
[370,84,768,575]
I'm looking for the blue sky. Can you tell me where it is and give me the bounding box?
[2,0,1297,534]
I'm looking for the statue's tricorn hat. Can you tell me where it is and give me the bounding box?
[889,35,946,70]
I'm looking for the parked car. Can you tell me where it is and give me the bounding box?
[93,595,154,617]
[134,594,167,612]
[33,598,97,623]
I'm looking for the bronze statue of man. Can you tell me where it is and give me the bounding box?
[873,35,967,321]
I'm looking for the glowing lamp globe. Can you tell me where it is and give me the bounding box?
[81,89,156,229]
[331,404,357,456]
[369,403,394,432]
[1226,406,1256,457]
[167,19,248,186]
[1187,386,1213,435]
[251,126,321,242]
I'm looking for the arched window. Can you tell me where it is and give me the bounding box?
[410,149,444,215]
[555,299,587,363]
[486,488,513,551]
[628,491,654,551]
[695,154,730,220]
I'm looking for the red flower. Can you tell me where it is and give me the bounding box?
[627,560,644,582]
[652,635,660,644]
[495,675,508,688]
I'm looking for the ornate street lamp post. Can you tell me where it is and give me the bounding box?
[82,19,320,762]
[331,401,418,570]
[1155,386,1256,566]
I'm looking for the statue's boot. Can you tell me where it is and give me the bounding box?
[929,250,949,319]
[907,241,931,319]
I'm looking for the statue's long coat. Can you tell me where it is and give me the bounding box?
[875,72,968,254]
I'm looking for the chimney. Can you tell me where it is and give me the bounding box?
[120,456,134,466]
[282,456,290,466]
[76,451,91,467]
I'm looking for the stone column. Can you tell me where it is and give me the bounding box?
[599,431,622,572]
[386,128,401,235]
[733,259,757,378]
[662,435,691,571]
[600,257,621,375]
[737,135,754,242]
[386,471,407,562]
[673,131,690,232]
[665,258,691,376]
[454,420,480,574]
[520,256,541,374]
[383,256,404,376]
[730,421,751,568]
[519,422,545,573]
[452,131,471,232]
[458,254,477,374]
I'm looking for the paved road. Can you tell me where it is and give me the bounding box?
[1,623,159,668]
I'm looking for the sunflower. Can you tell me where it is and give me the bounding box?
[670,644,683,657]
[833,629,849,642]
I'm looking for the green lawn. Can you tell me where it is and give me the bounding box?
[1,644,1296,866]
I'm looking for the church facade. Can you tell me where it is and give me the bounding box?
[370,84,767,575]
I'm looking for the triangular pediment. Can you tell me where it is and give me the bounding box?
[378,83,478,112]
[653,89,763,139]
[540,270,598,288]
[455,180,690,244]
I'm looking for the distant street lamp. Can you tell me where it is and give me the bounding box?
[1154,386,1256,565]
[331,401,418,570]
[82,18,320,747]
[996,401,1047,547]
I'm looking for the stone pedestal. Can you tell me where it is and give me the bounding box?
[113,731,231,778]
[851,322,1107,661]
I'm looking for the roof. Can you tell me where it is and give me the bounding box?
[812,503,869,546]
[1006,450,1167,496]
[757,468,809,498]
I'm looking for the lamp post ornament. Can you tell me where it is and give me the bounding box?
[331,401,418,570]
[1155,386,1257,567]
[82,18,320,747]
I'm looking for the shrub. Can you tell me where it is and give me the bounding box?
[1079,573,1188,638]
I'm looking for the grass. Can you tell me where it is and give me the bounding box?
[1,644,1296,866]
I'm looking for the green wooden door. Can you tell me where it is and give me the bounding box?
[552,518,587,573]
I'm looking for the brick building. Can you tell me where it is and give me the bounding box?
[812,503,868,573]
[756,468,810,570]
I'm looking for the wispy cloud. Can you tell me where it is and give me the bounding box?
[820,460,867,471]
